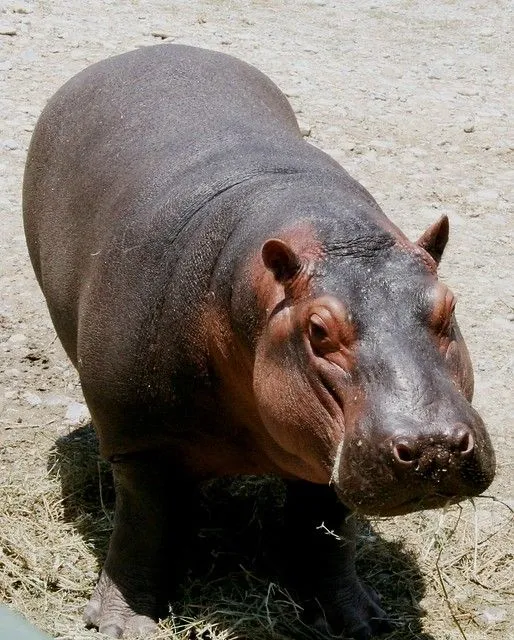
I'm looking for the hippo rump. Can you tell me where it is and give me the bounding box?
[23,44,495,639]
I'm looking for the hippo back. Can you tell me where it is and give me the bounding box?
[23,45,305,361]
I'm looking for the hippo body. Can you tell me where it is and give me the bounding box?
[23,45,495,639]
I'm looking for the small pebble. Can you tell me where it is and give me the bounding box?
[65,401,90,425]
[44,394,74,407]
[151,30,170,39]
[0,25,17,36]
[463,122,475,133]
[458,88,479,96]
[8,332,27,343]
[370,140,394,151]
[478,607,507,625]
[300,126,311,137]
[12,4,33,14]
[23,392,42,407]
[507,313,514,322]
[2,139,19,150]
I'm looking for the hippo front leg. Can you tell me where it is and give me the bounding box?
[283,481,391,640]
[84,456,196,638]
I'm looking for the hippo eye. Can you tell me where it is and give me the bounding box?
[442,308,456,334]
[308,313,338,356]
[431,286,456,335]
[309,314,329,342]
[307,304,355,365]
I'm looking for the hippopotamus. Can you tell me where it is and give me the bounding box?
[23,44,495,639]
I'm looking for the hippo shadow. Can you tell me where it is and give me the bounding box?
[49,424,435,640]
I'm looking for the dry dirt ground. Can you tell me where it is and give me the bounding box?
[0,1,512,639]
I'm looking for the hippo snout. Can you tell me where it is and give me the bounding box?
[336,417,496,517]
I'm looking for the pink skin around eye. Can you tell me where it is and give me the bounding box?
[307,304,355,369]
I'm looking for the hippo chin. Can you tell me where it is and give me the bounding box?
[23,44,495,639]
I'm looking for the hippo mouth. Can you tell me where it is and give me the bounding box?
[334,483,468,518]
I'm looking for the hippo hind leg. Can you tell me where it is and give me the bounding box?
[282,481,392,640]
[84,453,198,638]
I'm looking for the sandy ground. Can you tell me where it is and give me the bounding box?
[1,1,512,639]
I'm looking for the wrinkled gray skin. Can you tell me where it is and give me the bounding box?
[23,45,495,639]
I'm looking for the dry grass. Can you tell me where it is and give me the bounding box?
[1,423,512,639]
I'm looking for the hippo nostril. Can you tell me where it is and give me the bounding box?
[454,426,474,457]
[392,440,418,465]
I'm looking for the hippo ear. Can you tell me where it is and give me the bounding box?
[416,215,449,264]
[261,239,302,283]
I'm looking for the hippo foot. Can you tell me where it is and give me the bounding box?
[83,570,159,638]
[307,579,392,640]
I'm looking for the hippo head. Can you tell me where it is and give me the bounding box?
[253,215,495,517]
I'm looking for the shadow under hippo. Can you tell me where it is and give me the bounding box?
[50,424,435,640]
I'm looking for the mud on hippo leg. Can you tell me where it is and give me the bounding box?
[282,481,392,639]
[84,456,197,638]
